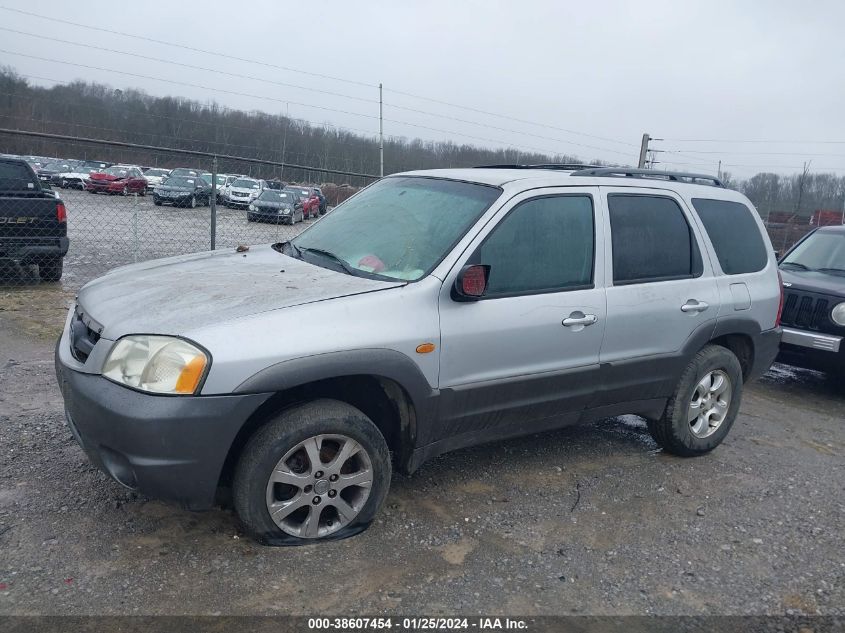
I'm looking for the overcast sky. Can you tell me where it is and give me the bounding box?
[2,0,844,179]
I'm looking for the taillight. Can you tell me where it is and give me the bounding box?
[775,270,785,327]
[56,201,67,223]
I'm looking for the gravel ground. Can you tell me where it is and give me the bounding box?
[0,314,843,616]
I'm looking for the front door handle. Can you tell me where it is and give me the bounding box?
[681,300,709,313]
[562,312,598,327]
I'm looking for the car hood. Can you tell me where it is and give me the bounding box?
[77,244,404,339]
[230,187,259,194]
[89,172,124,182]
[254,200,292,209]
[156,184,192,193]
[780,268,845,296]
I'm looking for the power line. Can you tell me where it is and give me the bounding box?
[2,52,598,160]
[661,147,845,158]
[663,137,845,145]
[0,5,637,153]
[385,86,639,149]
[1,27,633,158]
[0,5,376,89]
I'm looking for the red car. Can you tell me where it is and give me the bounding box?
[286,186,321,219]
[84,165,148,195]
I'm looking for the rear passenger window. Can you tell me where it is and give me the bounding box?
[692,198,768,274]
[608,194,702,284]
[478,195,594,296]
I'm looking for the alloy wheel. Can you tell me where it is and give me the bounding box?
[265,434,373,539]
[688,370,732,438]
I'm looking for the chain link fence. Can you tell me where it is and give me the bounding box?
[0,130,371,333]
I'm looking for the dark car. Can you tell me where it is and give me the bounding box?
[37,161,76,185]
[0,157,68,281]
[247,189,302,224]
[264,179,286,191]
[777,225,845,379]
[153,176,212,208]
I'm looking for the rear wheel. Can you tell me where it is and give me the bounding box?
[647,344,743,456]
[233,399,391,545]
[38,257,63,282]
[154,199,162,206]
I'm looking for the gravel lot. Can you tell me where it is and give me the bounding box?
[0,311,843,616]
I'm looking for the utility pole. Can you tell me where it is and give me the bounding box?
[638,133,650,168]
[280,102,289,182]
[379,83,384,177]
[717,160,722,180]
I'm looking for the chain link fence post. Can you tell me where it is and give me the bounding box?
[210,155,218,251]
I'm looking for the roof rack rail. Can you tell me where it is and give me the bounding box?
[474,163,604,171]
[570,167,724,188]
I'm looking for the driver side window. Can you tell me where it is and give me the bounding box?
[477,195,595,297]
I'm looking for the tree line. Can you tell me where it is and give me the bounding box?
[1,66,842,218]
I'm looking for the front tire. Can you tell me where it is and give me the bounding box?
[233,399,391,545]
[647,344,743,456]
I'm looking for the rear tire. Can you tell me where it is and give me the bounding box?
[38,257,63,282]
[154,199,162,206]
[233,399,391,545]
[647,344,743,456]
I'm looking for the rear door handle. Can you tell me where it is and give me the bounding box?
[562,312,598,327]
[681,300,709,313]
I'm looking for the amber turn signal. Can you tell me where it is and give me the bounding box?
[415,343,436,354]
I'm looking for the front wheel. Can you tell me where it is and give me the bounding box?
[38,257,63,282]
[233,399,391,545]
[647,344,743,456]
[188,195,196,209]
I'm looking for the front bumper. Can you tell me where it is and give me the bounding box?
[153,193,191,205]
[55,344,271,510]
[777,326,844,373]
[85,181,124,193]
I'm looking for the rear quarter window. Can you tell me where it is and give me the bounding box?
[691,198,768,275]
[0,161,36,190]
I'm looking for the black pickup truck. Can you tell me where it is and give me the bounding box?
[0,157,69,281]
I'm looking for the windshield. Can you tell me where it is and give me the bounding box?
[290,177,501,281]
[163,177,198,188]
[171,168,200,177]
[104,166,130,177]
[258,190,295,203]
[782,231,845,273]
[233,179,260,189]
[289,188,310,197]
[43,162,70,171]
[145,169,169,177]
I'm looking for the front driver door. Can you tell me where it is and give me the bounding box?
[436,189,607,443]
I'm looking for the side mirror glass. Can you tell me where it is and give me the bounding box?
[453,264,490,301]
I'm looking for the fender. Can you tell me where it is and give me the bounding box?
[233,348,440,444]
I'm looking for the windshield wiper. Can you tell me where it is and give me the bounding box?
[780,261,811,270]
[299,247,358,276]
[816,267,845,276]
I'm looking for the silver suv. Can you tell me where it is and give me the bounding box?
[55,166,783,544]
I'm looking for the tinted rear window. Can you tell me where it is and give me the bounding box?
[609,194,702,284]
[0,161,35,190]
[692,198,768,275]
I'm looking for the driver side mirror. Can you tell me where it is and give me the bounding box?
[453,264,490,301]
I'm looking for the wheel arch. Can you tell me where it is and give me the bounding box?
[216,350,437,493]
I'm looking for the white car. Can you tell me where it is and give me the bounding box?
[219,174,244,204]
[225,177,265,208]
[143,168,171,191]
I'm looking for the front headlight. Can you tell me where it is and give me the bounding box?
[102,335,209,395]
[831,302,845,326]
[248,204,255,211]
